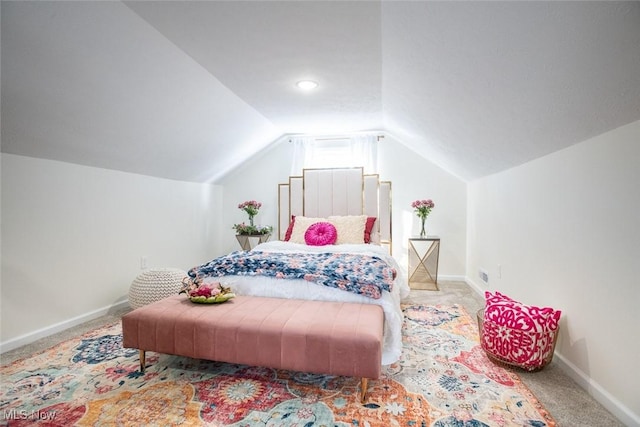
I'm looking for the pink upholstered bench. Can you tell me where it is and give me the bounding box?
[122,294,384,402]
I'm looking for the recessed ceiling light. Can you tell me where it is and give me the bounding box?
[296,80,318,90]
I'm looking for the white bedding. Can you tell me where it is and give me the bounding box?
[199,241,409,365]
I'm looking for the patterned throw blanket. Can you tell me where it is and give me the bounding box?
[188,251,396,299]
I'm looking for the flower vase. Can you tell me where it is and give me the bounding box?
[249,216,255,227]
[420,217,426,238]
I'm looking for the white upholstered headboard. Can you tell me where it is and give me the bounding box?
[278,167,392,252]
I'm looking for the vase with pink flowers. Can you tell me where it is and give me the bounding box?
[233,200,272,236]
[411,199,435,237]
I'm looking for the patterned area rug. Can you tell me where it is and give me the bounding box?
[1,304,556,426]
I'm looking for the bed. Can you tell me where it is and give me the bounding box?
[189,167,409,365]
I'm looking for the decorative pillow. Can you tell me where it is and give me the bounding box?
[288,216,327,244]
[326,215,368,245]
[481,291,561,371]
[285,214,375,245]
[364,217,377,243]
[284,215,296,241]
[304,222,338,246]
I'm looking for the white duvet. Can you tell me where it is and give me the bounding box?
[199,241,409,365]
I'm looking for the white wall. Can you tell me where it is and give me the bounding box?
[217,138,294,256]
[467,120,640,425]
[219,134,468,279]
[379,135,467,279]
[1,154,221,349]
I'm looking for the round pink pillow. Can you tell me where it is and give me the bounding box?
[304,222,338,246]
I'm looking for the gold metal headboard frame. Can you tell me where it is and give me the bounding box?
[277,167,392,253]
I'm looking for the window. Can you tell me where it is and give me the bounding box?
[291,134,378,175]
[306,138,352,169]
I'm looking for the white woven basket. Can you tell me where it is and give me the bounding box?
[129,268,187,309]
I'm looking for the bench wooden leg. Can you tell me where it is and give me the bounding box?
[360,378,368,403]
[139,349,146,373]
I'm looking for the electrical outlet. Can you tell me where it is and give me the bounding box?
[479,268,489,284]
[140,256,148,270]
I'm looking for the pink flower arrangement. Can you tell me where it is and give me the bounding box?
[234,200,271,235]
[188,283,222,298]
[179,276,235,303]
[412,199,435,237]
[411,199,435,219]
[238,200,262,218]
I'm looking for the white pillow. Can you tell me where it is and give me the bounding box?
[288,216,327,244]
[328,215,368,245]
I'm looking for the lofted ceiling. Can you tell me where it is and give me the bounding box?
[2,1,639,183]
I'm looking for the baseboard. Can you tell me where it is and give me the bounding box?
[0,299,130,354]
[554,353,640,427]
[463,277,638,426]
[437,274,467,282]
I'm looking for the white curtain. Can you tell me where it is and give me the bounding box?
[349,134,378,174]
[290,136,314,175]
[290,133,378,175]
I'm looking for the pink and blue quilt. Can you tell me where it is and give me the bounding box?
[188,251,396,299]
